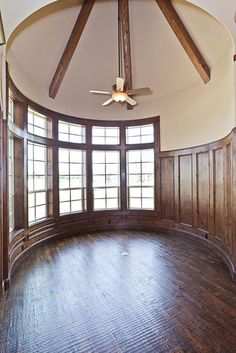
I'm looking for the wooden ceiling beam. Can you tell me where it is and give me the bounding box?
[155,0,210,84]
[119,0,133,110]
[49,0,95,99]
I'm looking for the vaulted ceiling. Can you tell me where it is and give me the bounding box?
[4,0,233,120]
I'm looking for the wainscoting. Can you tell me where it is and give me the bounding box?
[7,129,236,284]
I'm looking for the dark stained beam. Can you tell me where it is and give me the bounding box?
[155,0,210,84]
[119,0,133,110]
[49,0,95,99]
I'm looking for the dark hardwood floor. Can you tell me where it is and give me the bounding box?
[0,230,236,353]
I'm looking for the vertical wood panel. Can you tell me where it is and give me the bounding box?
[213,148,224,241]
[160,157,175,220]
[196,152,210,232]
[179,155,192,225]
[224,143,232,253]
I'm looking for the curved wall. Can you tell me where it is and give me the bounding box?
[4,85,236,286]
[5,0,235,151]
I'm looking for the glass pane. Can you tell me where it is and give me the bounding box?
[128,136,141,144]
[28,161,34,175]
[106,137,118,145]
[142,187,154,198]
[28,144,33,159]
[142,162,154,174]
[106,163,119,175]
[70,134,81,143]
[34,115,46,128]
[71,200,82,212]
[28,177,34,192]
[34,145,45,161]
[142,174,154,186]
[28,193,35,208]
[141,135,153,143]
[59,163,69,175]
[70,163,82,175]
[34,176,46,191]
[106,187,118,198]
[59,176,69,189]
[142,198,154,209]
[106,151,119,164]
[129,174,141,186]
[59,133,69,142]
[93,164,105,175]
[94,199,106,210]
[72,125,83,135]
[93,151,105,164]
[93,127,105,137]
[127,126,140,137]
[142,149,154,162]
[130,198,141,209]
[60,202,70,214]
[34,161,45,175]
[70,176,82,188]
[142,125,153,135]
[36,192,46,206]
[59,149,69,162]
[106,175,119,186]
[106,198,118,209]
[28,125,34,134]
[71,189,82,201]
[28,208,35,223]
[129,187,141,198]
[36,205,46,219]
[59,122,69,133]
[92,136,105,145]
[94,188,106,199]
[60,190,70,202]
[70,150,83,163]
[128,150,141,163]
[128,163,141,174]
[93,175,105,187]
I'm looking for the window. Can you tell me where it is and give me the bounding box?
[92,126,120,145]
[28,108,51,137]
[92,151,120,210]
[8,97,14,122]
[9,134,14,233]
[59,148,86,214]
[127,149,154,210]
[126,124,154,144]
[28,142,48,223]
[58,121,86,143]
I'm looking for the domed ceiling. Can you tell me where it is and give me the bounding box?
[6,0,232,120]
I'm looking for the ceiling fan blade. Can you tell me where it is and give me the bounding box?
[127,87,152,96]
[126,96,137,106]
[102,98,114,106]
[116,77,125,91]
[89,90,111,95]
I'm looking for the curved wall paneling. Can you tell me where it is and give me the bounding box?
[1,77,236,298]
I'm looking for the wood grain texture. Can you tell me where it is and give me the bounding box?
[179,154,192,226]
[119,0,133,110]
[160,156,175,220]
[155,0,210,83]
[196,152,209,232]
[1,230,236,353]
[49,0,95,99]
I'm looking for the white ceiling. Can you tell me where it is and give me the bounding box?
[5,0,233,120]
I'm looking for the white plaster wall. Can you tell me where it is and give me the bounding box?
[159,43,235,151]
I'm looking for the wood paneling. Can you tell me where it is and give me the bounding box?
[213,148,224,241]
[160,157,175,221]
[196,152,209,232]
[179,154,192,226]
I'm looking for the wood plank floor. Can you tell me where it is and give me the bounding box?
[0,230,236,353]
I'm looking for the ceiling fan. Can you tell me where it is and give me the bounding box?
[89,77,152,106]
[89,1,152,108]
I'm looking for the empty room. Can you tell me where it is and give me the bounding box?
[0,0,236,352]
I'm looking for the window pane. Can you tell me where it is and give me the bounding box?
[92,151,120,211]
[36,205,46,219]
[27,108,50,137]
[36,192,46,206]
[59,148,86,215]
[126,124,154,144]
[60,202,70,214]
[58,121,86,143]
[92,126,120,145]
[127,149,154,210]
